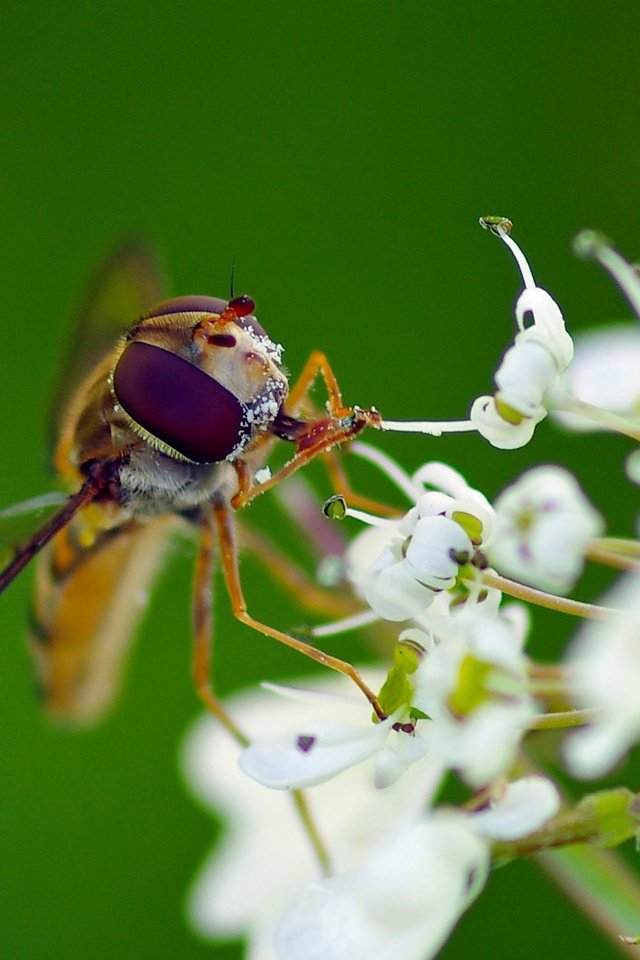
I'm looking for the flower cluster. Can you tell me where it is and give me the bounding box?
[180,221,640,960]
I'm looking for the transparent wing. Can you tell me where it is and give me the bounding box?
[31,514,183,724]
[0,492,68,568]
[49,238,165,442]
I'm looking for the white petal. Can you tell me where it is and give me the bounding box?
[405,515,471,584]
[495,341,557,417]
[470,776,560,840]
[239,719,392,789]
[491,465,603,593]
[364,561,436,620]
[553,325,640,431]
[563,720,631,780]
[470,395,543,449]
[275,815,489,960]
[373,732,428,789]
[412,462,472,499]
[413,491,455,519]
[514,286,574,370]
[563,572,640,777]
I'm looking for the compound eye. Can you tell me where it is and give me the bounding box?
[113,342,246,463]
[145,296,229,319]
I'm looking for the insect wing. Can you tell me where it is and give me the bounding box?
[0,492,69,569]
[49,238,165,442]
[31,514,183,724]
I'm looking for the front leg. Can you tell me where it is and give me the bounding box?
[231,350,381,509]
[213,494,386,720]
[191,504,248,745]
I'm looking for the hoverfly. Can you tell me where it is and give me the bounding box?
[0,242,387,728]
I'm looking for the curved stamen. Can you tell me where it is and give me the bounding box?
[480,216,536,290]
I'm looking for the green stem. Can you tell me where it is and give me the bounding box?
[537,846,640,956]
[553,396,640,442]
[478,571,617,620]
[291,790,332,876]
[587,538,640,572]
[492,788,640,859]
[528,708,599,730]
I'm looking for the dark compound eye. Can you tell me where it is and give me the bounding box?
[113,341,246,463]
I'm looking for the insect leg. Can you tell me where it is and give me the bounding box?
[286,349,349,417]
[321,448,402,518]
[192,506,249,746]
[213,496,386,720]
[0,472,108,596]
[236,521,360,619]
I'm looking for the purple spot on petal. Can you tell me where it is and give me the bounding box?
[296,735,316,753]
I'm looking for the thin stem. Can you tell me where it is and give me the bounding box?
[538,847,640,958]
[528,662,573,680]
[592,537,640,557]
[528,708,600,731]
[529,679,572,698]
[477,571,617,620]
[291,790,332,876]
[587,537,640,572]
[586,545,640,572]
[584,239,640,319]
[552,396,640,442]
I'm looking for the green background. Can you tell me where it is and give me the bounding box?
[1,2,639,958]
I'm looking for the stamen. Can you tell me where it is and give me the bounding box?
[312,608,380,638]
[480,215,536,290]
[573,229,640,319]
[322,495,395,527]
[345,506,395,527]
[379,418,476,436]
[350,441,423,502]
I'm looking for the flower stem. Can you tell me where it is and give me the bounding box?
[528,708,600,730]
[477,571,617,620]
[291,789,332,876]
[552,396,640,441]
[537,846,640,955]
[587,538,640,571]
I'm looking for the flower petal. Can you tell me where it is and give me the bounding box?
[239,719,393,789]
[470,776,560,840]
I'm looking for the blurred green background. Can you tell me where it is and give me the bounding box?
[2,2,640,958]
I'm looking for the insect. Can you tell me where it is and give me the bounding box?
[0,243,387,728]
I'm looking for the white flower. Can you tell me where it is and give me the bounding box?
[275,776,559,960]
[241,608,534,795]
[238,682,431,791]
[238,670,438,792]
[489,465,604,593]
[471,220,573,449]
[552,324,640,431]
[344,461,494,623]
[564,573,640,778]
[275,813,489,960]
[180,674,441,959]
[470,394,545,450]
[411,608,536,787]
